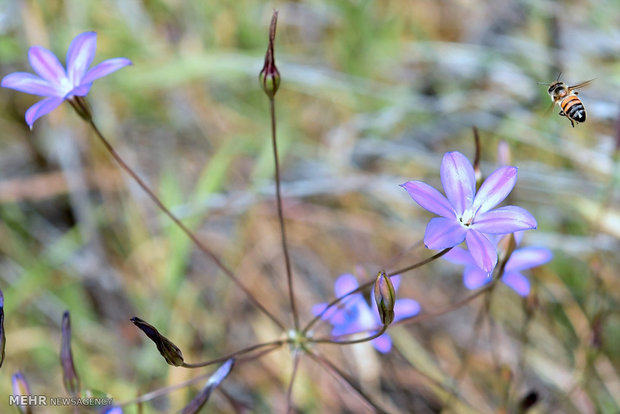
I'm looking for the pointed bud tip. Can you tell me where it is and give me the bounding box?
[374,271,395,326]
[131,316,184,366]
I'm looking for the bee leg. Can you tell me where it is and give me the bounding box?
[570,119,575,127]
[558,111,566,117]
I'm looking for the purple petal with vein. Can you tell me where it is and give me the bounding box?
[371,334,392,353]
[1,72,58,96]
[424,217,467,249]
[25,97,64,128]
[66,32,97,85]
[28,46,66,83]
[68,83,92,97]
[505,247,552,272]
[463,266,491,290]
[472,166,517,214]
[465,230,497,272]
[502,271,530,296]
[440,152,475,216]
[401,181,454,218]
[472,206,537,234]
[81,57,132,84]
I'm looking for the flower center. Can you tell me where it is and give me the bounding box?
[458,209,475,228]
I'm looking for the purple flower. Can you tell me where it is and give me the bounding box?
[444,244,552,296]
[312,274,420,353]
[1,32,131,128]
[402,151,537,272]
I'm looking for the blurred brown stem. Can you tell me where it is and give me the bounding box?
[269,96,299,330]
[86,119,286,331]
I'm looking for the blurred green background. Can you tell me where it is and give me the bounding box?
[0,0,619,412]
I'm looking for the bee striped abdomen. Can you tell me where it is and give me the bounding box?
[561,95,586,123]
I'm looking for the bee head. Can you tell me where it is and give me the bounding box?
[547,81,567,100]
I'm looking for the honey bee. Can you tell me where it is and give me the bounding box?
[547,78,594,127]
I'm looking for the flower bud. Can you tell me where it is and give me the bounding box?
[0,289,5,368]
[181,359,235,414]
[60,311,81,396]
[259,11,280,98]
[11,371,32,414]
[131,317,184,366]
[373,271,395,326]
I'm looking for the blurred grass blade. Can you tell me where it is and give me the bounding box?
[181,358,235,414]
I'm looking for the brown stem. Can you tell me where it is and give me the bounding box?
[312,324,388,346]
[182,340,284,368]
[86,119,286,331]
[269,97,299,330]
[303,248,451,335]
[306,351,388,413]
[286,351,301,414]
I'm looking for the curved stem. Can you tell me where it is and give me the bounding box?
[306,351,388,413]
[181,339,285,368]
[269,96,299,330]
[312,324,388,346]
[86,119,286,331]
[387,247,452,277]
[302,248,451,335]
[116,344,282,408]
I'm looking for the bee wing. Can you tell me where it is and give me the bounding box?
[568,79,596,91]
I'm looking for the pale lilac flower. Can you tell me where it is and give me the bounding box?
[444,244,552,296]
[312,274,420,353]
[402,151,537,272]
[1,32,131,128]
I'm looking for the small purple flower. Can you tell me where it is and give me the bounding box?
[312,274,420,353]
[402,151,537,272]
[1,32,132,128]
[444,244,552,296]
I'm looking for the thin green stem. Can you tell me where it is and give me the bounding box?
[86,119,286,331]
[269,97,299,330]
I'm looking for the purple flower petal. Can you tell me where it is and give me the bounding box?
[66,32,97,85]
[505,247,552,272]
[388,275,401,292]
[465,230,497,272]
[472,166,517,214]
[502,271,530,296]
[1,72,59,96]
[463,265,491,290]
[443,246,477,266]
[334,274,359,297]
[371,334,392,353]
[424,217,467,249]
[67,83,92,97]
[393,299,420,321]
[28,46,66,83]
[25,97,64,128]
[401,181,454,218]
[81,57,132,84]
[472,206,537,234]
[440,152,475,216]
